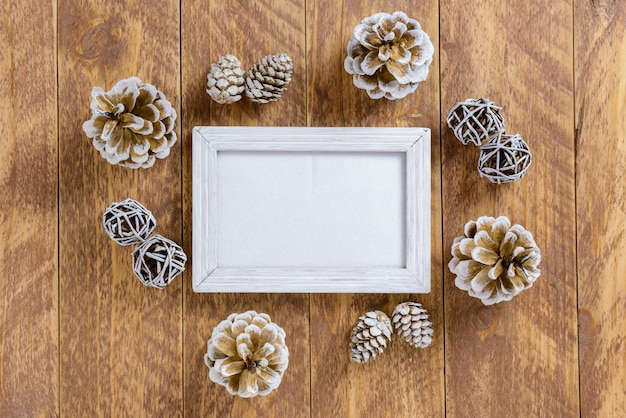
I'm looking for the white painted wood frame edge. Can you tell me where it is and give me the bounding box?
[192,126,430,293]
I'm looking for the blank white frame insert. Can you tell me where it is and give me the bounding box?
[192,127,431,293]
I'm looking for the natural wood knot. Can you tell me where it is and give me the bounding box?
[591,0,617,23]
[578,308,595,343]
[471,305,495,330]
[79,19,124,60]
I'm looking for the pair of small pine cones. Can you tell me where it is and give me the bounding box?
[349,302,433,364]
[206,54,293,105]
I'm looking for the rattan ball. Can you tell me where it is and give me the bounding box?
[103,198,157,246]
[478,132,532,184]
[446,98,505,146]
[132,234,187,289]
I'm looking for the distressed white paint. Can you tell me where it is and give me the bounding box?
[192,127,431,293]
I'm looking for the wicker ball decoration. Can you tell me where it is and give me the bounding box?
[102,198,157,246]
[82,76,177,168]
[448,216,541,305]
[344,11,434,100]
[446,98,505,146]
[478,132,532,184]
[204,310,289,398]
[132,234,187,289]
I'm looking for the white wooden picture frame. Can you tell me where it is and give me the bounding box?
[192,127,430,293]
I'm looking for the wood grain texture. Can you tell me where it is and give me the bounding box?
[58,0,182,416]
[576,1,626,416]
[0,1,58,416]
[182,1,309,416]
[307,1,444,417]
[440,0,578,416]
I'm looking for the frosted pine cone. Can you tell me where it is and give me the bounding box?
[204,311,289,398]
[207,54,246,104]
[391,302,433,349]
[344,11,434,100]
[82,77,177,168]
[245,53,293,103]
[448,216,541,305]
[349,310,392,363]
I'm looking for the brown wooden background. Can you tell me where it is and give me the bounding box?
[1,0,624,416]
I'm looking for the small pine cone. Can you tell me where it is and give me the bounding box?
[245,53,293,103]
[204,311,289,398]
[82,77,177,168]
[132,234,187,289]
[349,310,392,363]
[448,216,541,305]
[206,54,245,104]
[391,302,433,349]
[102,198,156,246]
[344,11,434,100]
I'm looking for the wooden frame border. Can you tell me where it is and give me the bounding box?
[192,127,430,293]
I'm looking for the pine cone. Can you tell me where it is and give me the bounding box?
[344,11,434,100]
[349,310,392,363]
[391,302,433,349]
[245,53,293,103]
[448,216,541,305]
[204,311,289,398]
[82,77,177,168]
[206,54,246,104]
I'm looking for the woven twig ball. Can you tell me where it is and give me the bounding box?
[446,98,505,146]
[478,132,532,184]
[103,198,156,246]
[132,234,187,289]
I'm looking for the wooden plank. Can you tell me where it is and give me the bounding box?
[307,2,444,417]
[440,1,578,416]
[0,1,58,416]
[58,1,182,415]
[575,2,626,416]
[181,1,309,416]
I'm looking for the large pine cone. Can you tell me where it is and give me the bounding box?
[448,216,541,305]
[245,53,293,103]
[391,302,433,349]
[82,77,177,168]
[349,310,392,363]
[344,11,434,100]
[204,311,289,398]
[207,54,246,104]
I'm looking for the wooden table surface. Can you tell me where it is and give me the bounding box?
[1,0,624,416]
